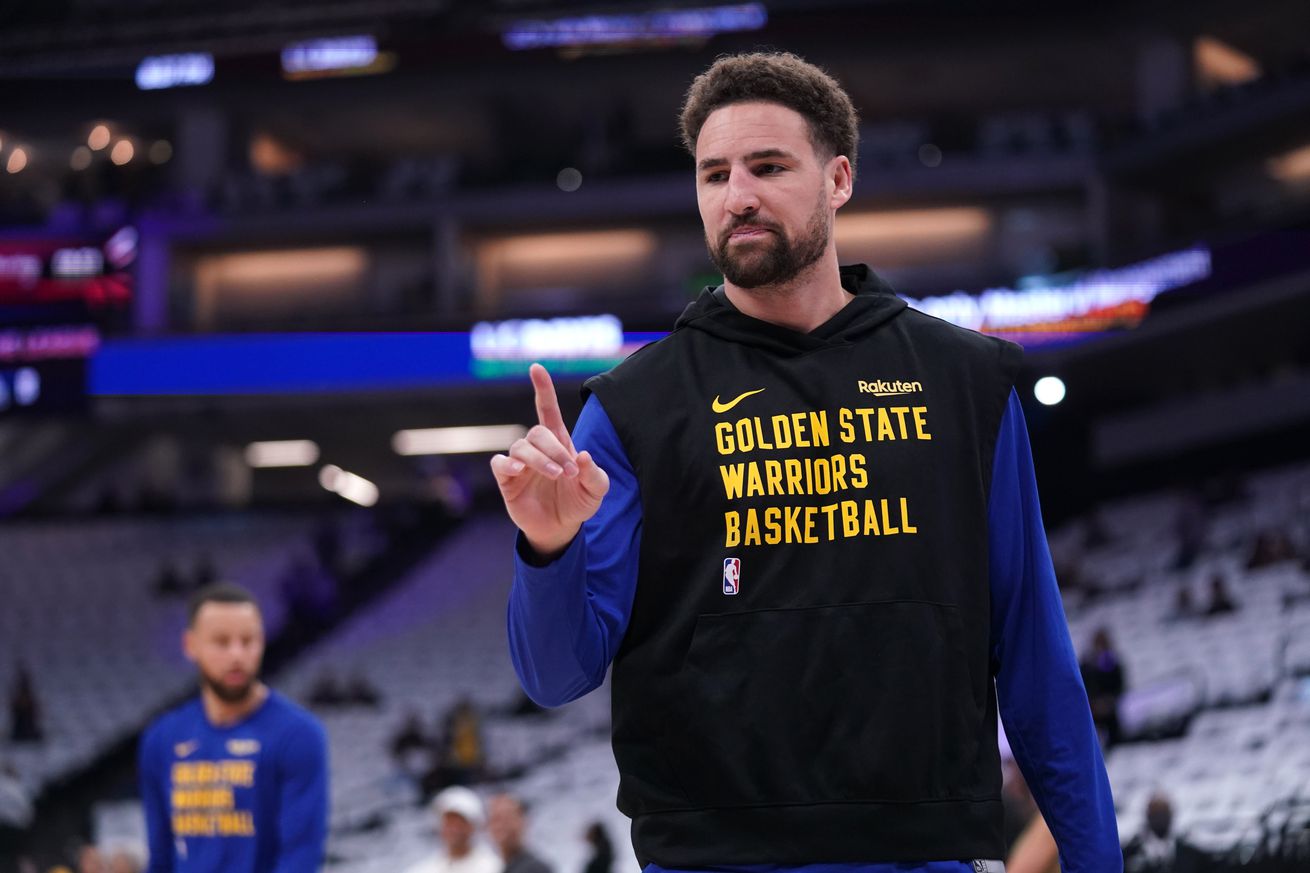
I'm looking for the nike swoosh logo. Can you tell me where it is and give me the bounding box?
[711,388,766,413]
[174,741,198,758]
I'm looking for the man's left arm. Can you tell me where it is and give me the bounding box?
[988,389,1122,873]
[272,717,329,873]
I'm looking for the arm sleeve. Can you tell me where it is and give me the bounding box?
[988,389,1122,873]
[507,393,642,707]
[138,726,176,873]
[272,718,329,873]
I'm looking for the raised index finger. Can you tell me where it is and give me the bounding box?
[530,363,575,454]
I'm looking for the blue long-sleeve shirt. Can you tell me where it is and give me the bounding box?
[139,689,328,873]
[508,390,1120,873]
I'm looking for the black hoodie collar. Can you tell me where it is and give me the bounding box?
[673,264,907,355]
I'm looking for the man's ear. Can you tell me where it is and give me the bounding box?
[829,155,853,210]
[182,628,198,664]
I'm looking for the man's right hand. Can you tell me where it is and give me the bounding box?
[490,363,610,559]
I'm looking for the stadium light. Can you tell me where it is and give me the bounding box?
[110,140,134,166]
[1034,376,1066,406]
[392,425,527,457]
[88,125,111,151]
[319,464,378,507]
[245,440,320,468]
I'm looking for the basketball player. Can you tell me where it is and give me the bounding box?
[139,583,328,872]
[493,52,1120,872]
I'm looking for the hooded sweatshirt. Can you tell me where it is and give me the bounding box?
[506,265,1121,873]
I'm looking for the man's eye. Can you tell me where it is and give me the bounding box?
[757,164,783,175]
[704,172,727,183]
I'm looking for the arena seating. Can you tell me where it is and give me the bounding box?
[1051,459,1310,854]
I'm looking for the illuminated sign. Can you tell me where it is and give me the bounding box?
[0,229,135,313]
[472,315,623,359]
[902,246,1212,346]
[470,315,642,378]
[281,36,392,79]
[503,3,767,50]
[0,325,101,362]
[135,53,214,90]
[0,325,96,415]
[51,247,103,279]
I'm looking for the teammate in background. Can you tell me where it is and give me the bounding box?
[138,583,328,873]
[487,794,552,873]
[494,52,1120,872]
[404,786,502,873]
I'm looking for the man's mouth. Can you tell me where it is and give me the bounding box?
[728,226,773,242]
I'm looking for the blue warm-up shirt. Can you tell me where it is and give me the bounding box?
[139,689,328,873]
[508,390,1121,873]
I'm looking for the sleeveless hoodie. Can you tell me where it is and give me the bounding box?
[583,265,1022,867]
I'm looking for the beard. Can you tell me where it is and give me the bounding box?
[708,190,830,290]
[199,668,258,704]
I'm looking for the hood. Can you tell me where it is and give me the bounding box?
[672,263,908,356]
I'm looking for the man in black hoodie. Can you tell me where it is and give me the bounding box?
[492,52,1120,873]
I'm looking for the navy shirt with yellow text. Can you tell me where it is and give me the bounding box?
[139,689,328,873]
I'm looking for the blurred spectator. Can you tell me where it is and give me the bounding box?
[1079,628,1126,748]
[581,822,613,873]
[403,786,500,873]
[1172,494,1206,571]
[439,698,487,786]
[313,518,343,577]
[8,664,42,743]
[76,846,105,873]
[280,555,340,647]
[391,710,432,760]
[389,719,436,798]
[1247,528,1295,569]
[346,672,382,707]
[193,553,217,591]
[488,794,552,873]
[1202,575,1239,617]
[1122,792,1195,873]
[0,761,34,862]
[308,668,380,709]
[153,561,185,598]
[1165,584,1195,623]
[308,669,348,708]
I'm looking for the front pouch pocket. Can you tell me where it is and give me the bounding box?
[666,600,980,808]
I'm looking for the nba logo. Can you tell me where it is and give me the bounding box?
[722,558,740,595]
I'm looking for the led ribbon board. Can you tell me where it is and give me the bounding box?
[902,246,1212,347]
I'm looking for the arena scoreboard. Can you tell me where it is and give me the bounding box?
[0,227,135,415]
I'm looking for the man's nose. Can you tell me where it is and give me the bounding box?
[724,170,760,215]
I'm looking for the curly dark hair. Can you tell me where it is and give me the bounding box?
[679,51,859,176]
